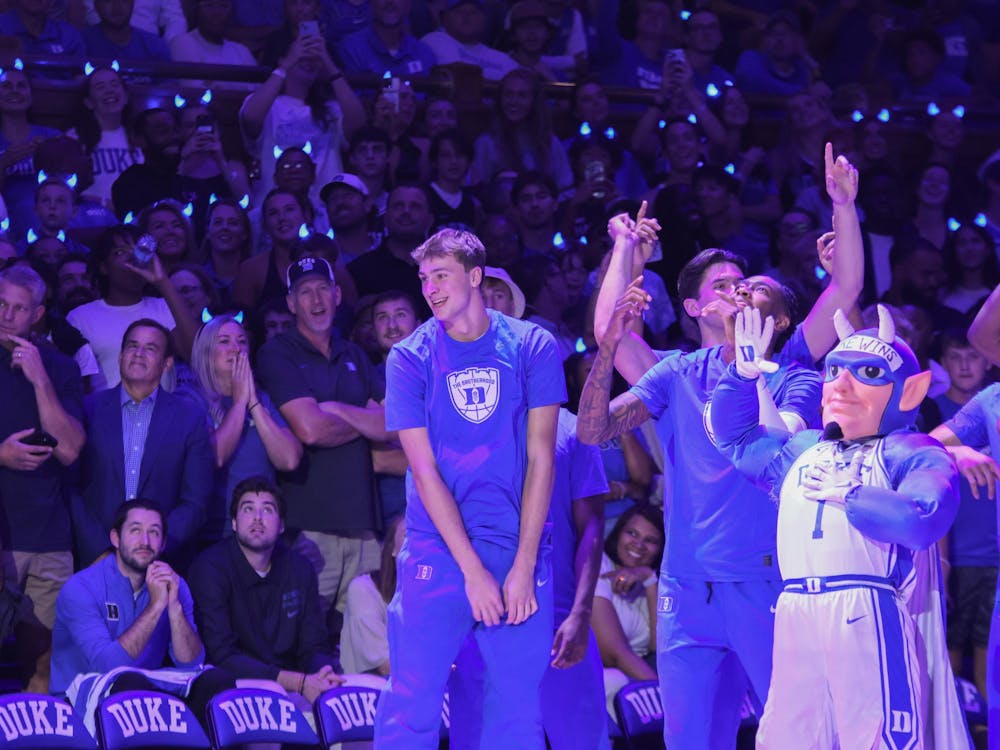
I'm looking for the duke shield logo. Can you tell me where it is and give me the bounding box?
[447,367,500,423]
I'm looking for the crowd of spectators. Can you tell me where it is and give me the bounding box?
[1,0,1000,743]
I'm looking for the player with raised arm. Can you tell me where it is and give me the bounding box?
[373,228,564,750]
[711,304,967,749]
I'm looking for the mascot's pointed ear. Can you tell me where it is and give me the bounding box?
[899,370,932,412]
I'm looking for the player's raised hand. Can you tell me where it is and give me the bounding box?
[464,564,505,627]
[607,212,636,243]
[734,307,778,379]
[950,445,1000,500]
[824,141,859,206]
[634,201,662,264]
[605,277,650,345]
[502,561,538,625]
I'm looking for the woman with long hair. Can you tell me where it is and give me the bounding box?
[202,198,253,304]
[941,221,1000,315]
[137,198,200,271]
[908,162,953,250]
[472,68,573,192]
[185,313,302,542]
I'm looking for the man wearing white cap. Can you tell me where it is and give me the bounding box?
[321,173,377,265]
[481,266,526,318]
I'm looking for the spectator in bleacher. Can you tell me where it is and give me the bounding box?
[168,0,256,89]
[481,264,525,318]
[481,212,522,269]
[0,264,84,693]
[505,0,558,81]
[692,163,769,273]
[72,318,213,566]
[259,0,324,68]
[518,253,576,360]
[323,0,371,46]
[472,68,573,192]
[232,189,311,312]
[240,31,364,210]
[256,256,388,630]
[427,128,482,231]
[926,109,966,172]
[762,209,824,309]
[510,170,558,257]
[941,220,1000,316]
[340,515,404,675]
[82,0,187,42]
[882,235,964,332]
[202,198,252,305]
[339,0,435,77]
[682,8,732,94]
[536,0,586,81]
[53,252,98,314]
[769,89,831,209]
[68,66,145,211]
[23,176,92,256]
[593,505,663,712]
[188,477,342,709]
[347,125,392,220]
[422,95,458,139]
[52,500,235,726]
[65,224,198,388]
[347,183,431,309]
[0,0,84,59]
[895,28,971,103]
[908,163,953,250]
[81,0,172,61]
[255,296,294,346]
[111,106,182,219]
[137,199,199,273]
[603,0,677,90]
[0,67,62,242]
[734,10,813,97]
[321,173,377,266]
[184,315,301,542]
[561,134,622,243]
[370,83,425,184]
[421,0,518,80]
[169,264,219,317]
[248,146,323,255]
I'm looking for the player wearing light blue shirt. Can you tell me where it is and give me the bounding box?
[374,229,565,750]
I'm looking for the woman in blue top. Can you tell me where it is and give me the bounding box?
[186,313,302,542]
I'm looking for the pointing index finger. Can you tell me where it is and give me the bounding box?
[636,200,647,224]
[824,141,834,174]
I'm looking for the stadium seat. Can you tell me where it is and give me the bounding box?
[96,690,209,749]
[315,684,381,745]
[0,693,95,749]
[206,687,318,748]
[612,679,663,749]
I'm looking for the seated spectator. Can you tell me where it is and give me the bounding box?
[256,296,294,343]
[768,90,831,209]
[762,209,824,310]
[734,10,813,97]
[905,162,953,250]
[562,134,622,243]
[23,176,92,256]
[81,0,171,61]
[111,107,182,220]
[66,225,197,386]
[72,319,212,566]
[347,126,392,220]
[184,314,301,541]
[537,0,587,81]
[859,167,906,302]
[0,67,62,242]
[168,0,256,89]
[259,0,327,69]
[249,145,323,255]
[370,84,425,185]
[82,0,187,42]
[603,0,677,90]
[510,171,559,257]
[202,198,252,305]
[340,516,405,675]
[321,173,377,266]
[339,0,435,77]
[692,164,768,272]
[472,68,573,192]
[682,8,733,94]
[169,263,219,318]
[52,500,234,728]
[68,66,145,211]
[480,212,522,269]
[0,0,84,59]
[54,252,98,315]
[592,506,663,712]
[25,235,68,274]
[505,0,558,80]
[0,264,84,692]
[481,265,525,318]
[941,221,1000,316]
[421,0,518,81]
[240,33,364,210]
[347,183,432,312]
[895,28,971,103]
[427,129,482,231]
[137,198,200,271]
[188,478,342,710]
[518,253,576,360]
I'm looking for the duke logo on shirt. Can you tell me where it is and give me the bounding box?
[446,367,500,424]
[415,565,433,581]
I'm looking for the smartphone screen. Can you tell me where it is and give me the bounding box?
[299,20,320,37]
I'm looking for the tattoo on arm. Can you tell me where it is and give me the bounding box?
[577,341,650,443]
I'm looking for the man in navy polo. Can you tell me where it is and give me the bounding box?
[256,256,388,633]
[338,0,436,78]
[0,0,85,59]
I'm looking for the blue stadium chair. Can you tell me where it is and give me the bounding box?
[206,687,318,748]
[612,679,663,749]
[315,685,381,745]
[956,676,987,728]
[96,690,210,749]
[0,693,95,748]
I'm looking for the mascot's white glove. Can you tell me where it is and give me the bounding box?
[801,445,868,505]
[734,307,779,380]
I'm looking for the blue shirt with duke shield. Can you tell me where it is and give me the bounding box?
[630,345,821,580]
[385,309,566,550]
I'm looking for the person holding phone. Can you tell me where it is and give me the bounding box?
[0,264,85,693]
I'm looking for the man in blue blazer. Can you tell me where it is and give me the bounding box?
[72,319,212,567]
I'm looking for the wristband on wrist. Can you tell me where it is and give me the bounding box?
[248,401,260,413]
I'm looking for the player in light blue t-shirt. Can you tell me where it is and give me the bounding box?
[373,229,565,750]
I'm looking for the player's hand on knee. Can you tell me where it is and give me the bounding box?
[502,564,538,625]
[465,565,504,627]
